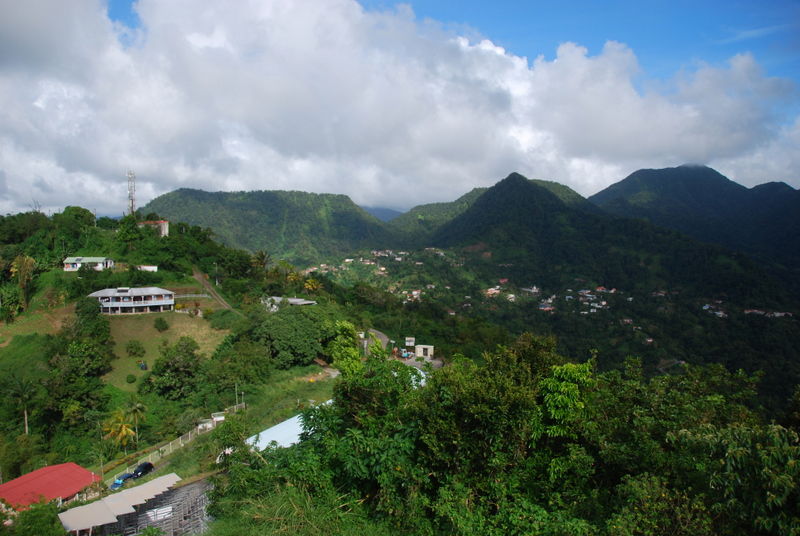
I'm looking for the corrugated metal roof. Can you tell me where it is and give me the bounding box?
[0,463,100,509]
[88,287,174,298]
[63,257,111,263]
[58,473,181,532]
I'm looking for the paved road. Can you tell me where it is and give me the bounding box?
[192,268,234,310]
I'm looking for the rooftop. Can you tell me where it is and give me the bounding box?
[0,463,100,510]
[88,287,174,298]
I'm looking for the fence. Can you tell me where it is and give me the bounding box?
[173,294,211,299]
[107,402,246,486]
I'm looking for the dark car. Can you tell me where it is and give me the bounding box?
[110,472,134,490]
[132,462,154,479]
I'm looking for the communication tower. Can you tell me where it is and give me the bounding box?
[127,170,136,217]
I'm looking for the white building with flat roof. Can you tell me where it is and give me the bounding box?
[63,257,115,271]
[88,287,174,314]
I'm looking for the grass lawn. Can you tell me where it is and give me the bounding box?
[244,365,336,433]
[105,312,230,391]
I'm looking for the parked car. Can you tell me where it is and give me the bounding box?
[110,472,134,490]
[132,462,154,479]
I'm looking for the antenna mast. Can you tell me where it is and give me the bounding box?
[127,170,136,217]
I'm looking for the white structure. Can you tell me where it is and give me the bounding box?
[137,265,159,272]
[137,220,170,237]
[88,287,174,314]
[262,296,317,313]
[63,257,115,272]
[415,345,434,358]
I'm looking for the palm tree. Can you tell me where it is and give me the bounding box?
[103,409,136,454]
[10,255,35,309]
[6,374,37,435]
[124,398,147,446]
[250,250,271,277]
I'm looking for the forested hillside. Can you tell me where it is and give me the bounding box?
[589,165,800,269]
[142,189,396,265]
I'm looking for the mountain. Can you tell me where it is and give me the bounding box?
[360,206,404,222]
[389,177,592,243]
[588,165,800,268]
[431,172,785,301]
[388,187,488,241]
[142,188,396,264]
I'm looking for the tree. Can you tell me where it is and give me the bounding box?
[103,409,136,454]
[4,375,38,435]
[154,317,169,332]
[125,397,147,445]
[148,337,202,400]
[126,339,146,359]
[12,501,65,536]
[10,254,35,309]
[304,278,322,293]
[251,250,272,277]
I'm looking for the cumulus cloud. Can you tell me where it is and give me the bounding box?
[0,0,797,216]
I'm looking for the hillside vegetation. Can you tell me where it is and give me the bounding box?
[589,164,800,269]
[143,188,396,264]
[1,172,799,535]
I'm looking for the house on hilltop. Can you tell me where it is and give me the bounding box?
[63,257,115,272]
[89,287,174,314]
[0,463,100,511]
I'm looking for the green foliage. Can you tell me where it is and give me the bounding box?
[325,320,362,376]
[249,306,336,369]
[154,317,169,332]
[125,339,146,358]
[146,337,202,400]
[126,374,137,384]
[208,309,241,330]
[208,333,800,535]
[11,501,65,536]
[142,188,397,265]
[605,474,712,536]
[669,424,800,535]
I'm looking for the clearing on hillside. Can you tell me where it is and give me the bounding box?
[105,312,229,391]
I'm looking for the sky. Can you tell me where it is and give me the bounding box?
[1,0,798,215]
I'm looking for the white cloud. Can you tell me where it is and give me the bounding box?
[0,0,797,217]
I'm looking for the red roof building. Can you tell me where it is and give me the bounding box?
[0,463,100,510]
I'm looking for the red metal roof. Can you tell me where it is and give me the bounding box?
[0,463,100,509]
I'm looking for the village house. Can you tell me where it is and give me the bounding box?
[89,287,175,314]
[63,257,115,272]
[0,463,100,511]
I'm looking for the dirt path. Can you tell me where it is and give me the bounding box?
[192,268,234,310]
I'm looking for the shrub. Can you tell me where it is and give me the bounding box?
[126,374,137,384]
[125,339,145,358]
[154,317,169,332]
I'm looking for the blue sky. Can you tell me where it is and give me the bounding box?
[0,0,797,214]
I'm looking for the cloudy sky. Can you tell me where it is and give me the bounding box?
[1,0,798,215]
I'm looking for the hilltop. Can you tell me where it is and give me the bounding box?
[589,165,800,269]
[142,188,396,264]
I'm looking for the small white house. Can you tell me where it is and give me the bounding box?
[415,345,434,359]
[63,257,115,272]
